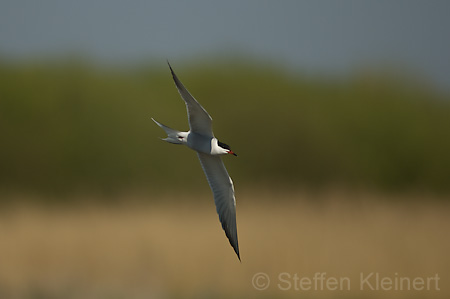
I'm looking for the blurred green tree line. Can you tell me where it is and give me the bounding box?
[1,59,449,197]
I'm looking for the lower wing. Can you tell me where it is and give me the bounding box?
[196,152,240,260]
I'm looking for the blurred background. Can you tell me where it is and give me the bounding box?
[0,1,449,298]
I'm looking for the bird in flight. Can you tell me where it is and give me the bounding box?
[152,62,240,260]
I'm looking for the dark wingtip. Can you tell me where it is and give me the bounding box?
[166,60,182,89]
[226,227,240,262]
[232,241,241,262]
[221,219,240,262]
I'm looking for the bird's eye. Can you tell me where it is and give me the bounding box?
[177,136,183,139]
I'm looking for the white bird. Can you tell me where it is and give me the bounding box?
[152,62,240,260]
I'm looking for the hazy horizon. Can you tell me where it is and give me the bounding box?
[1,1,450,89]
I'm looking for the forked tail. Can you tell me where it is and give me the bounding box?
[151,118,184,144]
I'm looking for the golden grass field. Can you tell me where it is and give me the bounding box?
[0,189,448,299]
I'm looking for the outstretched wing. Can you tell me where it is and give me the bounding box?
[168,62,214,137]
[197,152,240,260]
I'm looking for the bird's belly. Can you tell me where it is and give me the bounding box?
[187,133,213,154]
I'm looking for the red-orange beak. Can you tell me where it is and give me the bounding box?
[228,150,238,157]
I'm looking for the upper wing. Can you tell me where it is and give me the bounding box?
[197,152,240,260]
[168,63,214,137]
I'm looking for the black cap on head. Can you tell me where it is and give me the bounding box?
[218,141,231,151]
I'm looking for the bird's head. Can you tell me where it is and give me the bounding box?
[218,141,237,156]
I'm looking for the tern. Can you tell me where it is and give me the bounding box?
[152,63,240,260]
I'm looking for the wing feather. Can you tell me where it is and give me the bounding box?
[168,62,214,137]
[197,152,240,260]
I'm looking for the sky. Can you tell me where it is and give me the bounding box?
[1,0,450,89]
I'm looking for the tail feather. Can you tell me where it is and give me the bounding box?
[151,118,184,144]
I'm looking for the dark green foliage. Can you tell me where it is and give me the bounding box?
[1,60,449,196]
